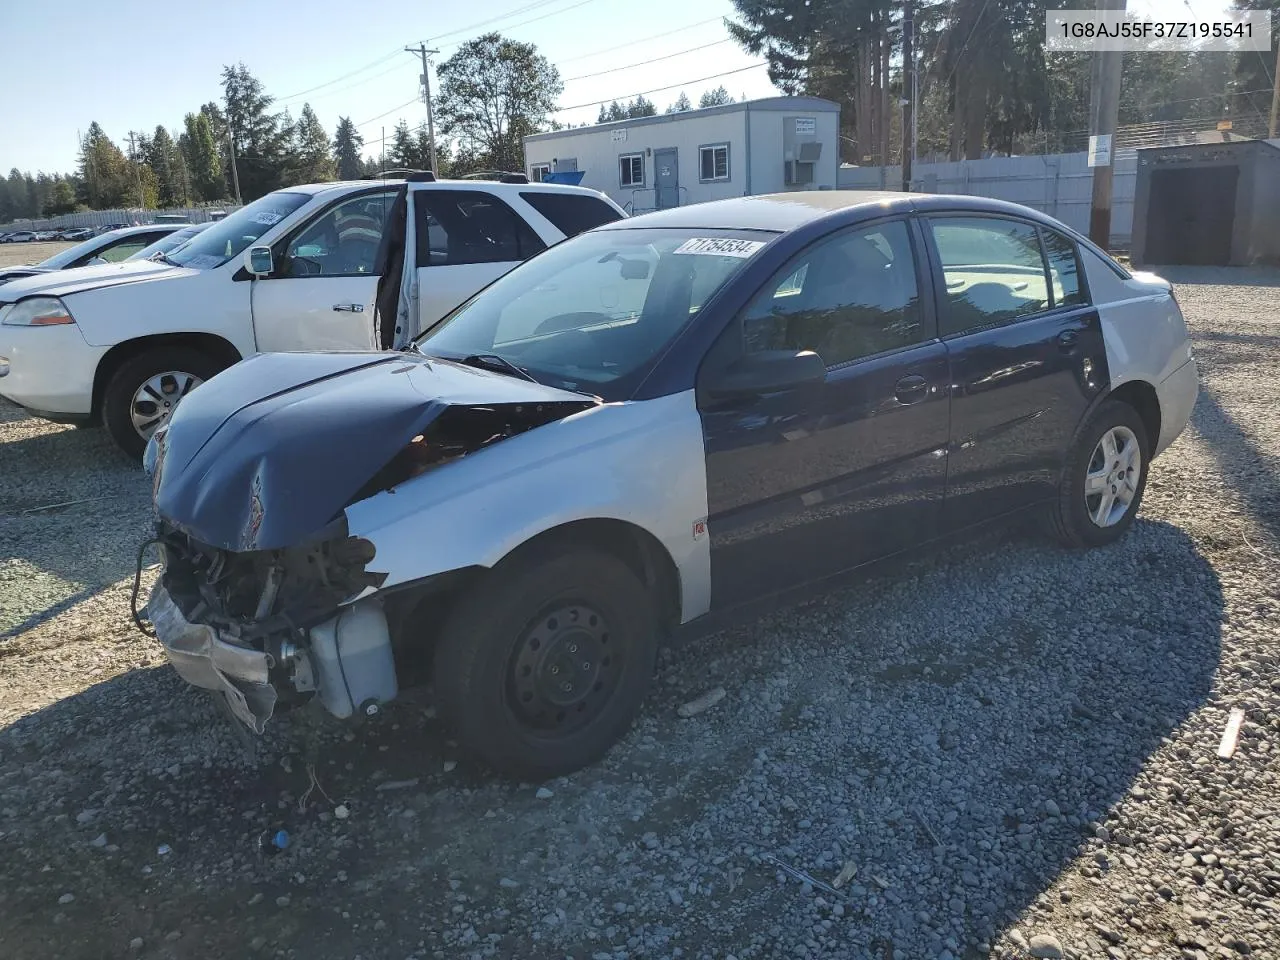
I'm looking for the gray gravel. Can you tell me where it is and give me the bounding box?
[2,265,1279,960]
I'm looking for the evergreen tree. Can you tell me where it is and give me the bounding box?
[221,63,287,199]
[625,95,657,118]
[78,123,133,209]
[147,125,184,207]
[665,92,692,113]
[47,179,78,215]
[181,111,224,201]
[332,116,365,180]
[698,86,734,108]
[291,103,335,183]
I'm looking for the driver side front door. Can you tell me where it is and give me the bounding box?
[251,189,398,352]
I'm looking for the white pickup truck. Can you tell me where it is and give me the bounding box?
[0,175,626,457]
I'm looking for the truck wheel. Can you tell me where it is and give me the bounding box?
[102,346,226,460]
[1049,399,1150,549]
[433,545,659,780]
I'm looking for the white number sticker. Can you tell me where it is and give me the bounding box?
[253,211,285,225]
[672,237,765,258]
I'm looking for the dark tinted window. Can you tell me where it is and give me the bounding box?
[929,217,1050,335]
[743,220,924,366]
[414,191,546,267]
[520,191,622,238]
[1042,228,1086,308]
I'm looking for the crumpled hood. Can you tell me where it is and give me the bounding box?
[153,351,598,551]
[0,258,189,302]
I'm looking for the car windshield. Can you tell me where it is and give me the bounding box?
[415,227,772,397]
[128,224,209,261]
[165,192,311,269]
[37,234,115,269]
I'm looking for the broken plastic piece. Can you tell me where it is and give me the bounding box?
[1217,707,1245,759]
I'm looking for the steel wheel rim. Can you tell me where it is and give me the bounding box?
[129,370,203,439]
[1084,424,1142,528]
[507,602,622,737]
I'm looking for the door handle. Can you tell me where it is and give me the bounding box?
[894,375,929,404]
[332,303,365,313]
[1057,329,1080,351]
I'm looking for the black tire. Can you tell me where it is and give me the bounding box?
[1049,399,1150,549]
[433,545,659,780]
[101,347,226,460]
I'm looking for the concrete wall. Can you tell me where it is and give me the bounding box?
[838,152,1138,248]
[2,205,242,232]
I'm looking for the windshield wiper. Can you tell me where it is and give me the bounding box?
[151,252,181,266]
[457,354,539,383]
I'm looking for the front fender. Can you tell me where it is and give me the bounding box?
[345,390,711,623]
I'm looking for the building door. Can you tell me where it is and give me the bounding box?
[1145,166,1237,265]
[654,148,679,209]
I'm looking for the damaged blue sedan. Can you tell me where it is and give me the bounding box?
[141,191,1198,779]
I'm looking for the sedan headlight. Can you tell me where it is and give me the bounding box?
[2,297,75,326]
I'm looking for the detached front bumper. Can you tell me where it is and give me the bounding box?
[148,585,278,732]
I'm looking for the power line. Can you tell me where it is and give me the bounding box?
[427,0,567,43]
[356,97,423,130]
[437,0,605,54]
[555,62,768,112]
[558,17,725,65]
[275,48,404,102]
[277,59,418,107]
[563,39,732,83]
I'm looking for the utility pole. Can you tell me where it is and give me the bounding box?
[901,0,915,192]
[405,43,440,175]
[126,131,146,211]
[1269,38,1280,138]
[227,129,243,205]
[1088,0,1126,249]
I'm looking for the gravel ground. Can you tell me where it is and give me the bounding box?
[0,240,75,268]
[1,266,1278,960]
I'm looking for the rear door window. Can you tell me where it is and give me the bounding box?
[1041,228,1087,308]
[928,217,1051,335]
[415,191,546,267]
[520,191,623,238]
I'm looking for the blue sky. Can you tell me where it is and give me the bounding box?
[0,0,1231,175]
[0,0,777,174]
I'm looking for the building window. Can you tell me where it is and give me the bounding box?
[530,163,551,183]
[619,153,644,188]
[699,143,730,182]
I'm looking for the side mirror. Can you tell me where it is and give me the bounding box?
[245,245,274,277]
[702,349,826,400]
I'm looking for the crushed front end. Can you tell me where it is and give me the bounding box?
[147,519,393,732]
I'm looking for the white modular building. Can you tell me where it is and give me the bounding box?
[522,96,842,214]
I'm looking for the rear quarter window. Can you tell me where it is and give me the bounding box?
[519,192,623,238]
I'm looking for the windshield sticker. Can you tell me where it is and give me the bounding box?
[252,211,285,225]
[673,237,766,258]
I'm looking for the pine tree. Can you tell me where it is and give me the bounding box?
[78,123,133,209]
[389,119,420,170]
[221,63,288,200]
[148,125,183,207]
[698,86,733,108]
[665,92,692,113]
[291,104,335,183]
[332,116,365,180]
[181,111,225,201]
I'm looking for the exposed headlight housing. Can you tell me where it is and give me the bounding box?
[2,296,75,326]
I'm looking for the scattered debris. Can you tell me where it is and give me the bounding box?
[535,787,554,800]
[831,860,858,888]
[58,893,75,905]
[20,495,113,516]
[258,829,290,857]
[90,833,107,848]
[759,853,844,899]
[871,874,891,890]
[914,812,941,847]
[678,686,727,718]
[1218,707,1245,759]
[443,760,457,773]
[157,844,171,856]
[334,804,350,820]
[375,778,420,792]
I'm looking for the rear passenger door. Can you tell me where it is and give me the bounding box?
[412,190,547,328]
[924,215,1106,528]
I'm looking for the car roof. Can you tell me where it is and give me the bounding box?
[600,191,1075,235]
[303,178,612,201]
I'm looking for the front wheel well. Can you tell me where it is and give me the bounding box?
[91,334,242,420]
[1107,380,1161,455]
